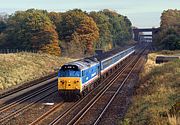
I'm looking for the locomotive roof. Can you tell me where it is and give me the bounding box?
[65,58,98,70]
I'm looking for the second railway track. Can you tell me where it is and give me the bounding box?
[0,73,57,99]
[0,80,59,124]
[49,47,146,125]
[71,47,148,125]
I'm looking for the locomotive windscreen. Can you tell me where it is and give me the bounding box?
[61,65,79,71]
[59,65,80,77]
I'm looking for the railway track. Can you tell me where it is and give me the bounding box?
[0,82,58,124]
[0,72,57,99]
[26,52,133,125]
[0,45,147,125]
[72,47,147,125]
[49,48,144,125]
[98,48,149,125]
[0,83,54,109]
[27,46,146,125]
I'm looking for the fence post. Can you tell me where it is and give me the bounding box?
[0,49,39,54]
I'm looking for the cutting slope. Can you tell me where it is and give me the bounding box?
[0,52,75,90]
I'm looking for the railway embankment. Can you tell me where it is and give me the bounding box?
[0,52,75,90]
[123,50,180,125]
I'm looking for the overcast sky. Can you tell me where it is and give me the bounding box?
[0,0,179,28]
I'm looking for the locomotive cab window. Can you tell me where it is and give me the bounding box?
[58,65,81,77]
[59,70,80,77]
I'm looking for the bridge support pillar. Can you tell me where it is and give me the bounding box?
[134,31,139,41]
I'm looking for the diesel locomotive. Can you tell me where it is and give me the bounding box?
[58,46,135,99]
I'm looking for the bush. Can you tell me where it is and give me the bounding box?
[161,34,180,50]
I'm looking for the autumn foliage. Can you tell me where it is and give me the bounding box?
[0,9,133,57]
[161,9,180,33]
[154,9,180,50]
[89,11,113,50]
[0,9,61,56]
[58,9,99,56]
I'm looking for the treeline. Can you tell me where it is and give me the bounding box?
[154,9,180,50]
[0,9,133,56]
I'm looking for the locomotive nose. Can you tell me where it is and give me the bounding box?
[58,77,81,90]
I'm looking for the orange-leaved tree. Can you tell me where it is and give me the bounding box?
[59,9,99,55]
[4,9,61,56]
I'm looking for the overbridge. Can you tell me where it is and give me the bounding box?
[133,28,160,42]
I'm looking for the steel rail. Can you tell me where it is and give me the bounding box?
[0,84,55,113]
[0,89,58,124]
[72,46,147,125]
[0,73,57,99]
[93,48,145,125]
[29,101,65,125]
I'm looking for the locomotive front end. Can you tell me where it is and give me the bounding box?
[58,64,82,98]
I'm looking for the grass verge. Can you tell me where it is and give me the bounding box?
[122,50,180,125]
[0,52,75,90]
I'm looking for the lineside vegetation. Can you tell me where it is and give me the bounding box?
[0,9,133,57]
[122,51,180,125]
[0,52,75,90]
[153,9,180,50]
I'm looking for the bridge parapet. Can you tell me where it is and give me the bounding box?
[133,27,160,42]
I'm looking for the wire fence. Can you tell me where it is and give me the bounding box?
[0,49,38,54]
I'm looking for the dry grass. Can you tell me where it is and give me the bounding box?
[123,50,180,125]
[168,113,179,125]
[0,52,76,90]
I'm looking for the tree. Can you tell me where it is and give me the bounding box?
[161,34,180,50]
[48,12,62,36]
[154,9,180,50]
[102,9,132,47]
[160,9,180,33]
[59,9,99,55]
[0,8,134,56]
[3,9,61,56]
[0,13,8,33]
[89,11,112,50]
[0,21,6,33]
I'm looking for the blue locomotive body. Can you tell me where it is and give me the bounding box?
[81,64,100,88]
[58,46,135,98]
[58,58,100,96]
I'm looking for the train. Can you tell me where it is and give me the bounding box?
[58,46,135,99]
